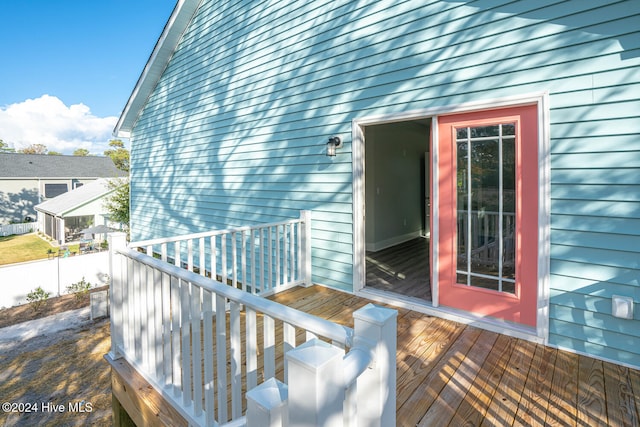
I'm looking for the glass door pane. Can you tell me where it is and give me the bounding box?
[456,123,516,294]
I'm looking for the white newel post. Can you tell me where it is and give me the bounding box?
[286,339,344,426]
[246,377,289,427]
[108,232,128,359]
[353,304,398,427]
[300,210,312,287]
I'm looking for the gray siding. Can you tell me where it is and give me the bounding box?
[129,0,640,365]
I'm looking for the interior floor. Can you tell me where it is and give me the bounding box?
[365,237,431,301]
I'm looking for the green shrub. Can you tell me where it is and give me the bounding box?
[26,287,50,312]
[66,277,92,302]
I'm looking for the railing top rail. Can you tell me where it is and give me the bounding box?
[117,247,353,346]
[128,217,305,249]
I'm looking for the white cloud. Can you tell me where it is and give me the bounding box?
[0,95,118,154]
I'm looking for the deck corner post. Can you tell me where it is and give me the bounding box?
[352,303,398,427]
[108,232,128,359]
[300,210,312,287]
[246,377,289,427]
[286,339,343,426]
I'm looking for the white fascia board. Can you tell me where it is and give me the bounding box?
[113,0,201,138]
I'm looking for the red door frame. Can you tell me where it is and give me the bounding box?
[437,105,538,327]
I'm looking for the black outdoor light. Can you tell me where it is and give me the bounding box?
[326,136,342,157]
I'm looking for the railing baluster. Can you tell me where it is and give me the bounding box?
[230,301,242,419]
[174,241,181,268]
[133,259,143,364]
[149,265,157,372]
[221,235,227,286]
[210,235,217,282]
[283,224,288,286]
[161,243,167,262]
[125,257,134,355]
[251,229,256,294]
[187,239,194,272]
[267,227,273,292]
[170,276,182,396]
[180,279,192,407]
[215,294,228,423]
[296,220,302,281]
[259,228,265,293]
[202,289,215,426]
[289,223,295,283]
[145,264,154,374]
[264,314,275,380]
[232,232,238,289]
[283,322,295,383]
[246,308,258,390]
[153,266,163,381]
[162,271,172,387]
[241,231,247,292]
[191,279,203,417]
[275,225,281,289]
[199,237,206,277]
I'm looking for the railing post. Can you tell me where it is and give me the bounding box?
[352,304,397,427]
[286,339,344,426]
[246,377,288,427]
[108,232,128,359]
[300,210,312,287]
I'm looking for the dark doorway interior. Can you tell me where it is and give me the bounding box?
[363,119,432,301]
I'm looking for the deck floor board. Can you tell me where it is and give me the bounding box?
[278,286,640,426]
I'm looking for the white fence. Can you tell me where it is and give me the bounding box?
[0,222,34,237]
[0,251,110,308]
[108,213,397,427]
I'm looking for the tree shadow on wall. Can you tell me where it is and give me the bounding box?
[0,188,40,224]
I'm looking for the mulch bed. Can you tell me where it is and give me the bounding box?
[0,286,108,329]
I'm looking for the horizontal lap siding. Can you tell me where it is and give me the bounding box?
[542,0,640,367]
[130,0,640,362]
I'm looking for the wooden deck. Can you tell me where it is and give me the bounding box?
[110,284,640,426]
[271,285,640,427]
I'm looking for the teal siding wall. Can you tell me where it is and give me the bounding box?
[129,0,640,366]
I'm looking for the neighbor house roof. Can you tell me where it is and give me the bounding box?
[34,178,118,217]
[114,0,200,138]
[0,153,126,179]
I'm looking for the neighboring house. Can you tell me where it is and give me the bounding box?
[114,0,639,371]
[34,178,123,245]
[0,153,126,225]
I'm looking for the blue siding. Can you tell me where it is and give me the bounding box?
[129,0,640,366]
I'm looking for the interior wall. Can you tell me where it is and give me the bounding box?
[365,120,430,251]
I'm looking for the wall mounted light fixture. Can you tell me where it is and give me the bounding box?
[326,136,342,157]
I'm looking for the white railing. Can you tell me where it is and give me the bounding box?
[0,222,34,237]
[457,210,516,267]
[107,223,396,427]
[129,210,312,297]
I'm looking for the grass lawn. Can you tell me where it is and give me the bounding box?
[0,234,79,265]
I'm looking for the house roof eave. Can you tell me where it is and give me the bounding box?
[113,0,202,138]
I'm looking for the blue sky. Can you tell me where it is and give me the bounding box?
[0,0,177,154]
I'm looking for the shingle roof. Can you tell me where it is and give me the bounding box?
[34,178,116,216]
[0,153,127,179]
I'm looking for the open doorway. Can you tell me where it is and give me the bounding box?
[363,119,432,301]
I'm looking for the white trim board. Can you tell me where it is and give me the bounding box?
[356,287,543,344]
[352,91,551,341]
[365,231,423,252]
